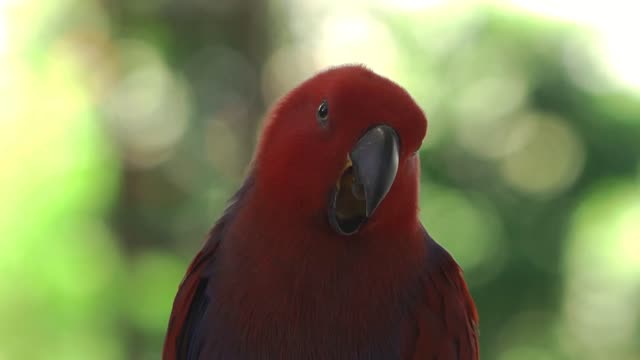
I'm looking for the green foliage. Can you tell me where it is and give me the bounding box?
[1,1,638,359]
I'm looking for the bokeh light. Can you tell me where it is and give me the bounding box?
[420,182,506,285]
[500,112,585,197]
[563,180,640,359]
[1,0,639,359]
[105,39,191,169]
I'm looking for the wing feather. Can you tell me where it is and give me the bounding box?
[411,232,479,360]
[162,175,254,360]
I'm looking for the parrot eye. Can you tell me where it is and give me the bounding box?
[316,99,329,127]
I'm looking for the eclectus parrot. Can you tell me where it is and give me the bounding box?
[163,65,479,359]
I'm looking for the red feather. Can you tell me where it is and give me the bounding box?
[162,65,479,359]
[163,176,254,360]
[411,238,479,359]
[162,232,218,359]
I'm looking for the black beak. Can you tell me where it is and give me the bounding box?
[328,125,400,235]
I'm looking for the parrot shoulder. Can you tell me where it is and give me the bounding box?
[410,230,480,359]
[162,174,255,360]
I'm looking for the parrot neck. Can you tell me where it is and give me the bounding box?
[222,167,426,285]
[206,170,428,357]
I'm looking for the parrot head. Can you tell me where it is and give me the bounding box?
[255,65,427,237]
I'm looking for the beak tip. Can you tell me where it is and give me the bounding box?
[351,124,400,220]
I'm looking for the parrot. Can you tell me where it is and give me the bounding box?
[163,65,479,359]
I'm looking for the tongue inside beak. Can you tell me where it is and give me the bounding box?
[330,157,367,235]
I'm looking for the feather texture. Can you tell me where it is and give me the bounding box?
[162,65,479,359]
[410,231,479,359]
[163,200,479,359]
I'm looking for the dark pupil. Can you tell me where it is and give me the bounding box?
[318,102,328,118]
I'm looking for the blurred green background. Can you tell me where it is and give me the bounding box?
[1,0,639,359]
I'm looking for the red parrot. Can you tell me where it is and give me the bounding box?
[163,65,479,359]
